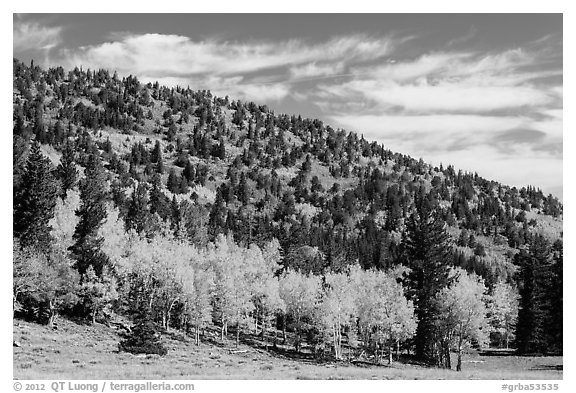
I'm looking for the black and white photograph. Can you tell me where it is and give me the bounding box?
[11,9,565,384]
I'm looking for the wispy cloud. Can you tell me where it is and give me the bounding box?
[289,62,345,78]
[321,79,552,113]
[59,33,395,77]
[13,20,62,51]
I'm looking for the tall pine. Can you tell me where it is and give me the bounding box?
[70,153,110,276]
[56,140,78,198]
[516,235,562,354]
[14,141,58,250]
[402,197,453,366]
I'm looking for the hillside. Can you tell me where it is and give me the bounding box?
[13,59,562,275]
[12,58,563,377]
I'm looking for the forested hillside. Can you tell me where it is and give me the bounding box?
[13,58,563,370]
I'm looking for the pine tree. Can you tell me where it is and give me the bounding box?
[56,140,78,198]
[120,301,167,356]
[151,140,162,163]
[14,142,59,250]
[516,235,562,354]
[183,159,195,184]
[402,204,453,365]
[149,173,170,220]
[549,239,563,353]
[70,153,110,276]
[167,169,179,194]
[217,137,226,160]
[179,174,189,194]
[125,182,151,235]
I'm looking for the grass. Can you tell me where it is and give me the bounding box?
[13,318,562,380]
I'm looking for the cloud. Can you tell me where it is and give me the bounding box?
[316,49,559,114]
[493,129,546,145]
[13,21,62,51]
[289,62,345,79]
[336,80,551,113]
[59,33,395,78]
[330,114,529,148]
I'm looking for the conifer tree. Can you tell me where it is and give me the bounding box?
[120,301,167,356]
[70,153,110,276]
[125,182,151,235]
[56,140,78,198]
[14,142,58,250]
[402,203,453,365]
[149,173,170,220]
[151,140,162,163]
[516,235,562,354]
[183,159,195,184]
[167,168,179,194]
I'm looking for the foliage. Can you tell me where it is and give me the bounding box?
[14,142,59,250]
[434,268,489,371]
[486,281,519,349]
[278,270,322,352]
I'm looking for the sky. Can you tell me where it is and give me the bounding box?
[13,13,563,199]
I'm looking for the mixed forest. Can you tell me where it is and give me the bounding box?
[12,58,563,372]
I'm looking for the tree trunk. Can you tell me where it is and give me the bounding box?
[48,300,56,328]
[282,314,287,345]
[456,334,463,372]
[92,309,97,325]
[13,292,19,317]
[395,340,400,361]
[263,319,268,350]
[444,339,452,369]
[253,305,258,335]
[236,323,240,347]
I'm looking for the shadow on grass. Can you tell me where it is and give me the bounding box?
[480,349,563,358]
[530,364,563,371]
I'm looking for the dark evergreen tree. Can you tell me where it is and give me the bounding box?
[156,152,165,174]
[125,182,151,235]
[56,140,78,198]
[70,153,109,276]
[167,169,179,194]
[149,173,170,220]
[516,235,563,354]
[151,140,162,163]
[183,159,195,183]
[208,187,228,238]
[120,301,167,356]
[14,142,58,250]
[402,203,453,366]
[179,174,189,194]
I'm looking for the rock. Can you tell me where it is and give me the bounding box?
[13,341,21,347]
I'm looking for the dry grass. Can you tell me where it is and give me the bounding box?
[13,319,562,380]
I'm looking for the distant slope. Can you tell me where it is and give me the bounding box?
[13,58,562,282]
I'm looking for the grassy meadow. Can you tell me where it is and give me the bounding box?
[13,318,562,380]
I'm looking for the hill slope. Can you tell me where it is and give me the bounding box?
[13,58,563,370]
